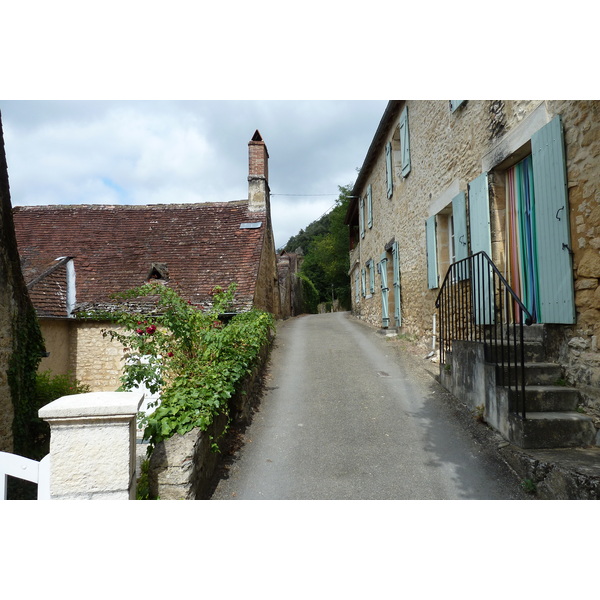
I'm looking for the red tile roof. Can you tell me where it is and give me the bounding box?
[13,202,267,316]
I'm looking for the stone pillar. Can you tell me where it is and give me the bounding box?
[39,391,144,500]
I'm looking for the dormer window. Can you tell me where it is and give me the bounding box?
[147,262,169,282]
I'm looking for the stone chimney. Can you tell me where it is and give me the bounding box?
[248,130,269,213]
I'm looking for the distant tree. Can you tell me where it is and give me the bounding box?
[283,185,352,310]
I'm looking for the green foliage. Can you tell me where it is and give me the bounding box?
[136,458,151,500]
[521,479,537,495]
[100,283,274,452]
[297,273,320,314]
[284,185,352,309]
[8,301,46,460]
[29,371,91,460]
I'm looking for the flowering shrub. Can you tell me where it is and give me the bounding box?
[101,283,274,451]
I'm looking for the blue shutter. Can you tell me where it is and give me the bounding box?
[452,191,469,281]
[426,216,438,289]
[361,268,366,297]
[368,259,375,294]
[367,184,373,229]
[392,241,401,327]
[468,173,493,324]
[531,115,575,324]
[450,101,465,112]
[379,254,390,327]
[386,142,393,198]
[400,106,411,177]
[359,197,365,238]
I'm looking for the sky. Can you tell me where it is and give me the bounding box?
[0,100,387,249]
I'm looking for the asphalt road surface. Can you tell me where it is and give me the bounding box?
[211,312,526,500]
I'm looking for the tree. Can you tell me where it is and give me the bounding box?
[284,185,352,310]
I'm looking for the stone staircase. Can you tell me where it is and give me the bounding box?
[493,325,596,449]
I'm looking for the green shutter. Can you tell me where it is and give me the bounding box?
[359,197,365,238]
[468,173,493,324]
[379,254,390,327]
[531,115,575,324]
[426,216,438,289]
[386,142,394,198]
[392,241,401,327]
[452,192,468,262]
[400,106,411,177]
[367,184,373,229]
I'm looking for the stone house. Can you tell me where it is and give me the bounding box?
[13,130,281,393]
[346,101,600,447]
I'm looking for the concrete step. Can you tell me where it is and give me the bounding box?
[509,385,581,412]
[499,362,563,386]
[486,340,546,363]
[509,411,596,449]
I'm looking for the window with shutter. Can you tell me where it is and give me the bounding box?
[367,185,373,229]
[426,216,438,289]
[385,142,393,198]
[392,241,401,327]
[450,100,466,112]
[400,106,411,177]
[359,197,365,238]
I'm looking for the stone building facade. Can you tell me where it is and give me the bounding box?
[346,101,600,408]
[14,131,281,393]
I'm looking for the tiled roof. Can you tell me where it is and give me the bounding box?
[13,202,267,316]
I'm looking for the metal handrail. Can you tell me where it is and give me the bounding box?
[435,252,535,419]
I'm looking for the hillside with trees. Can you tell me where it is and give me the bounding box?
[283,185,352,311]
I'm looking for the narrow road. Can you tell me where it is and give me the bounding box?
[211,312,526,500]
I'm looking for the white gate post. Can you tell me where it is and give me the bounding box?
[39,392,144,500]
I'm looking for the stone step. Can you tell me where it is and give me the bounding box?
[509,411,596,449]
[499,362,563,386]
[496,323,545,343]
[507,385,580,412]
[486,340,546,363]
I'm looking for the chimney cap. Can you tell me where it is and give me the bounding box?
[251,130,264,142]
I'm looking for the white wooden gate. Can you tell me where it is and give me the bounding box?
[0,451,50,500]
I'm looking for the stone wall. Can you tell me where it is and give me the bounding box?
[148,337,272,500]
[72,321,125,391]
[351,100,600,404]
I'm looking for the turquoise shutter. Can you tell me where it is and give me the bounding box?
[468,173,493,324]
[392,241,401,327]
[400,106,411,177]
[386,142,393,198]
[367,184,373,229]
[368,259,375,294]
[452,191,469,281]
[355,271,360,303]
[531,115,575,324]
[379,254,390,327]
[426,216,438,289]
[361,268,366,297]
[359,197,365,238]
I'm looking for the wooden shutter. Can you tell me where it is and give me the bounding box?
[359,197,365,238]
[426,216,438,289]
[450,101,465,112]
[452,191,469,281]
[367,184,373,229]
[379,254,390,327]
[400,106,411,177]
[386,142,394,198]
[392,241,401,327]
[468,173,493,324]
[531,115,575,324]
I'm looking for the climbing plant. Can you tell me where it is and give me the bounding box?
[97,282,274,452]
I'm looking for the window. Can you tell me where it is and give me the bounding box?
[426,191,468,289]
[366,185,373,229]
[366,259,375,295]
[399,105,411,177]
[450,100,466,112]
[385,142,394,198]
[359,197,365,238]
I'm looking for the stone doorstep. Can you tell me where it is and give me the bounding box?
[499,444,600,500]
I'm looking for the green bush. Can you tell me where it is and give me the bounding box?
[99,283,275,452]
[31,370,90,460]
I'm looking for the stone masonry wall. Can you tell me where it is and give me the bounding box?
[352,100,600,403]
